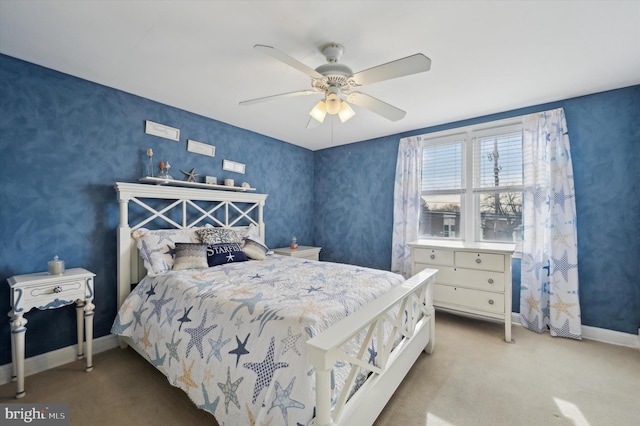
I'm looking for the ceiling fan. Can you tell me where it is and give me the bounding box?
[239,43,431,128]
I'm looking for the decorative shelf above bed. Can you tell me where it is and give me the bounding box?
[139,177,256,192]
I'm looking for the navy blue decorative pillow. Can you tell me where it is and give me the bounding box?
[207,242,248,267]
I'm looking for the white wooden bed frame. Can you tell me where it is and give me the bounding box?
[114,182,437,426]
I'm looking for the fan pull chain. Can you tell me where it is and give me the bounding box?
[331,115,334,145]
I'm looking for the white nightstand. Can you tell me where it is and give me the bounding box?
[7,268,96,398]
[273,246,322,261]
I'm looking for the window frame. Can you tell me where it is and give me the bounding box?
[419,118,524,252]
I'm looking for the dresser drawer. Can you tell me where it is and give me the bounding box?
[436,266,505,292]
[434,284,505,314]
[413,262,434,275]
[455,251,505,272]
[412,247,454,267]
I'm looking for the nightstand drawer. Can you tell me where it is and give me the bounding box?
[22,279,87,309]
[273,246,321,261]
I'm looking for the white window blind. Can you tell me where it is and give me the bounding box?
[421,136,465,192]
[473,126,523,191]
[418,121,523,247]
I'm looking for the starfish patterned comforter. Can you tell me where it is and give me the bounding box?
[111,254,405,426]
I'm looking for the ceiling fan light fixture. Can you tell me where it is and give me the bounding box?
[325,93,341,115]
[338,101,355,123]
[309,100,327,123]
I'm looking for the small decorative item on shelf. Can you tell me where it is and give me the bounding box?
[48,255,65,275]
[146,148,154,177]
[224,179,234,187]
[205,176,217,185]
[180,168,198,182]
[241,182,250,188]
[157,161,173,180]
[290,236,298,250]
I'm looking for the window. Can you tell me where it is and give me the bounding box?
[420,134,464,240]
[419,120,523,246]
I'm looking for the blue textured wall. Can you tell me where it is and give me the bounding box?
[315,85,640,335]
[0,55,314,365]
[313,137,399,270]
[1,54,638,371]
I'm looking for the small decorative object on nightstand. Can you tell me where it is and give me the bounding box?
[273,245,321,261]
[7,268,96,398]
[47,255,65,275]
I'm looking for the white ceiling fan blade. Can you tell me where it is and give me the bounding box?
[350,53,431,86]
[347,92,406,121]
[239,90,316,106]
[254,44,325,80]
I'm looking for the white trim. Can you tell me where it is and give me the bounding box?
[0,334,119,386]
[510,313,639,349]
[421,117,523,141]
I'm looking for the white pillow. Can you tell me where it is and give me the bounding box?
[133,228,200,275]
[241,224,269,260]
[242,239,268,260]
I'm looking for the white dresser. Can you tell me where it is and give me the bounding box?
[409,240,515,342]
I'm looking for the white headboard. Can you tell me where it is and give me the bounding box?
[114,182,268,308]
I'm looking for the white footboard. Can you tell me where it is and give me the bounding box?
[306,268,437,426]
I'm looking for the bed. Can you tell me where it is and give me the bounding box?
[112,182,437,426]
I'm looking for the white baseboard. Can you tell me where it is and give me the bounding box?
[511,313,640,350]
[0,334,119,386]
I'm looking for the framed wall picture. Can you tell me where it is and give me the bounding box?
[223,159,246,174]
[145,120,180,141]
[187,139,216,157]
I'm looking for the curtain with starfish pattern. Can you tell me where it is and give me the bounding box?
[520,108,581,339]
[391,136,422,278]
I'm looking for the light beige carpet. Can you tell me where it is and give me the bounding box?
[1,312,638,426]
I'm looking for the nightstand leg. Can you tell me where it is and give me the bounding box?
[84,301,95,372]
[76,301,85,358]
[9,311,27,398]
[8,312,17,381]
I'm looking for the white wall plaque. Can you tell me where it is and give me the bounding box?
[223,159,246,174]
[145,120,180,141]
[187,139,216,157]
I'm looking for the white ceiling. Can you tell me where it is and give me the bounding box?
[1,1,639,151]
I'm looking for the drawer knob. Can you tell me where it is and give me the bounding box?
[488,299,494,305]
[53,286,63,293]
[430,254,435,260]
[488,278,494,284]
[475,258,482,264]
